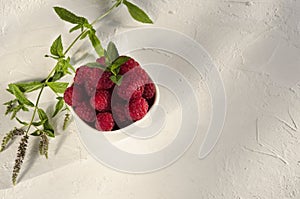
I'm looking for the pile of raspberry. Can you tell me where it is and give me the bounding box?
[63,57,156,131]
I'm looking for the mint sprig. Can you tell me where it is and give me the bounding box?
[0,0,153,185]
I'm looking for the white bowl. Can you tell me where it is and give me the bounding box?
[72,83,160,143]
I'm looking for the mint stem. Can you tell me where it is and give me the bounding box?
[64,1,120,55]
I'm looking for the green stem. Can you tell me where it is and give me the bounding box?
[91,1,119,25]
[25,66,57,135]
[63,30,88,55]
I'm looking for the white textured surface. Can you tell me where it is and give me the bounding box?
[1,0,300,198]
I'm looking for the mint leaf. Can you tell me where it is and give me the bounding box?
[37,108,48,121]
[16,118,28,126]
[80,30,89,40]
[43,130,55,138]
[52,97,64,117]
[54,7,88,25]
[50,35,64,57]
[31,130,41,136]
[107,42,119,62]
[88,30,104,57]
[46,82,68,94]
[32,120,46,126]
[112,56,130,66]
[50,58,74,82]
[109,56,130,75]
[8,84,34,107]
[14,81,43,93]
[110,75,123,86]
[85,62,106,70]
[69,24,81,33]
[123,0,153,24]
[37,109,55,137]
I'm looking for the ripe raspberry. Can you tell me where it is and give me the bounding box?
[74,66,92,85]
[63,85,84,107]
[129,97,149,121]
[96,71,114,90]
[95,112,115,131]
[89,90,111,111]
[117,67,148,100]
[75,101,96,123]
[84,68,102,96]
[96,57,106,66]
[63,86,73,106]
[120,58,140,75]
[143,83,156,99]
[112,102,130,126]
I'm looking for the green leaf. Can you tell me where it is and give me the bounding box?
[112,56,130,67]
[14,81,43,93]
[50,58,74,82]
[8,84,34,107]
[37,109,55,137]
[50,35,64,57]
[110,75,123,86]
[46,82,69,94]
[123,0,153,24]
[32,120,46,127]
[88,30,104,57]
[44,130,55,138]
[107,42,119,62]
[37,108,48,121]
[85,62,106,70]
[16,118,28,126]
[10,105,22,120]
[52,97,64,117]
[31,130,41,136]
[54,7,88,25]
[80,30,89,40]
[69,24,81,33]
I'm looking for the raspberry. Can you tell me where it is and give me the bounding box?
[129,97,149,121]
[132,86,144,100]
[117,67,148,100]
[89,90,111,111]
[63,85,84,107]
[63,86,73,106]
[96,71,114,90]
[74,66,92,85]
[84,68,102,96]
[75,101,96,123]
[120,58,140,75]
[143,82,156,99]
[112,102,130,126]
[95,112,115,131]
[96,57,106,66]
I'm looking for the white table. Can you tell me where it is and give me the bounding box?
[0,0,300,198]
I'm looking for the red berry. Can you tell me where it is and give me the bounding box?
[96,71,114,90]
[90,90,111,111]
[120,58,140,75]
[63,85,84,107]
[143,83,156,99]
[129,97,149,121]
[75,101,96,123]
[84,68,102,96]
[117,67,148,100]
[95,112,115,131]
[96,57,106,66]
[63,86,73,106]
[112,102,130,126]
[74,66,92,85]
